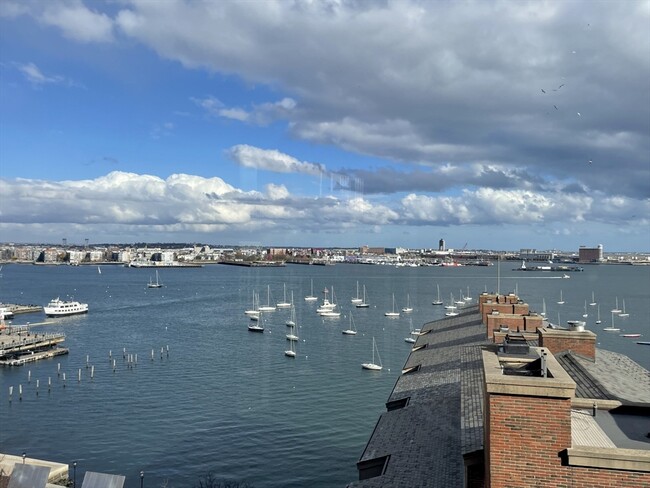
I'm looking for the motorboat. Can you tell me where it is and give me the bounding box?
[44,297,89,317]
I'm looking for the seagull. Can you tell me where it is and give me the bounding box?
[541,88,546,94]
[558,84,565,89]
[588,160,593,164]
[577,112,581,116]
[554,105,558,110]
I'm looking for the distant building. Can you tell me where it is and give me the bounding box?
[579,244,604,263]
[519,248,556,261]
[439,238,445,251]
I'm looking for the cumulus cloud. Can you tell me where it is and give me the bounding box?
[41,0,114,43]
[228,145,325,176]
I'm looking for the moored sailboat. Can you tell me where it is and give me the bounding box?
[362,337,382,371]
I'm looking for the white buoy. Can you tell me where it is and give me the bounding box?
[113,359,116,372]
[57,363,61,376]
[109,350,112,359]
[78,368,81,382]
[28,370,31,383]
[48,377,51,390]
[19,384,22,399]
[151,349,154,361]
[9,386,13,401]
[86,354,90,368]
[62,373,66,386]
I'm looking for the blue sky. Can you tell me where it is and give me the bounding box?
[1,0,649,251]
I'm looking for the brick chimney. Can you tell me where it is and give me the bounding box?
[538,323,596,360]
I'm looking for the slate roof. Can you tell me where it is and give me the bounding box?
[347,306,489,487]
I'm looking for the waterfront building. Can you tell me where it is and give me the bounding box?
[349,293,650,487]
[579,244,604,263]
[518,248,556,262]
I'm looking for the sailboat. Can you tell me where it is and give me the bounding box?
[248,311,265,333]
[286,292,296,326]
[385,293,400,317]
[445,292,459,316]
[611,297,621,314]
[540,298,547,317]
[286,320,299,341]
[603,311,620,332]
[401,293,413,313]
[362,337,382,371]
[351,281,363,304]
[464,286,472,302]
[619,299,629,318]
[258,285,276,312]
[432,284,443,306]
[284,336,296,358]
[589,291,597,306]
[147,270,163,288]
[356,285,370,308]
[244,291,260,317]
[557,290,565,305]
[595,304,602,324]
[97,266,102,275]
[317,287,335,313]
[582,300,588,318]
[404,318,416,343]
[304,279,318,302]
[276,283,291,309]
[455,291,465,305]
[342,311,358,335]
[319,287,341,317]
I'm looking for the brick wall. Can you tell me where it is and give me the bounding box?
[538,328,596,360]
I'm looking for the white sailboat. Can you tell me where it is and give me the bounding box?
[258,285,276,312]
[589,291,597,306]
[619,299,629,318]
[611,297,622,314]
[342,311,358,335]
[455,291,465,305]
[304,279,318,302]
[351,281,363,304]
[362,337,383,371]
[603,311,620,332]
[444,293,457,310]
[284,336,296,357]
[286,322,299,342]
[540,298,547,317]
[557,290,565,305]
[245,291,260,317]
[432,284,443,306]
[147,270,163,288]
[582,300,588,318]
[356,285,370,308]
[464,286,472,302]
[401,293,413,313]
[248,311,265,332]
[276,283,291,309]
[286,292,296,326]
[319,287,341,317]
[317,287,335,313]
[385,293,400,317]
[97,266,102,275]
[595,304,602,324]
[404,318,416,343]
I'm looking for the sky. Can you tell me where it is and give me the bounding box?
[0,0,649,251]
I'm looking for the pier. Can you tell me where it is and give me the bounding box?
[0,326,67,366]
[0,452,69,486]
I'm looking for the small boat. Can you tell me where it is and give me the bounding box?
[540,298,547,317]
[401,294,413,313]
[582,300,588,318]
[589,291,597,306]
[356,285,370,308]
[432,284,443,306]
[244,291,260,317]
[362,337,382,371]
[147,270,163,288]
[320,310,341,318]
[404,319,416,343]
[618,299,629,318]
[286,295,297,327]
[444,293,457,310]
[595,304,602,324]
[317,287,336,313]
[557,290,565,305]
[248,311,265,333]
[276,283,292,309]
[97,266,102,275]
[562,274,570,279]
[621,334,641,338]
[385,294,400,317]
[351,281,363,304]
[258,285,276,312]
[44,297,89,317]
[636,341,650,345]
[286,324,299,342]
[284,337,296,358]
[464,286,472,301]
[304,279,318,302]
[602,312,619,332]
[611,297,621,314]
[455,290,465,305]
[342,312,358,335]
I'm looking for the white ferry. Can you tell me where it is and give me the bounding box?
[44,297,89,317]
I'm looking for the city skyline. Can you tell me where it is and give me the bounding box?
[1,1,649,251]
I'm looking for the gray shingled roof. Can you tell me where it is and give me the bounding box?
[347,306,489,487]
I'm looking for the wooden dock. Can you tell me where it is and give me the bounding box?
[0,328,66,366]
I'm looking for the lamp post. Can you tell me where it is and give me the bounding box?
[72,461,77,488]
[140,471,144,488]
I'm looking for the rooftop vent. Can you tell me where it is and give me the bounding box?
[567,320,586,332]
[503,333,530,355]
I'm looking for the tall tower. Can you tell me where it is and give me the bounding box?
[439,239,445,252]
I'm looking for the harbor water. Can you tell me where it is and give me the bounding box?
[0,262,648,487]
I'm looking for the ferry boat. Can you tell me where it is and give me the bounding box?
[44,297,89,317]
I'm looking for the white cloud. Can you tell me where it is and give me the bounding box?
[228,145,325,176]
[193,96,296,125]
[18,62,64,86]
[41,0,114,43]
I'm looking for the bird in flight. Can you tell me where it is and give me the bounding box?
[577,112,582,116]
[588,160,593,164]
[554,105,558,110]
[541,88,546,94]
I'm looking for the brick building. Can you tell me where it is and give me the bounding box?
[349,293,650,487]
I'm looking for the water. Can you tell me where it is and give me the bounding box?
[1,262,648,487]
